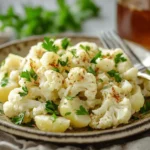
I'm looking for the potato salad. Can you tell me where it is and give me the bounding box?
[0,37,147,132]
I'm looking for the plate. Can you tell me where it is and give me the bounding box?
[0,34,150,144]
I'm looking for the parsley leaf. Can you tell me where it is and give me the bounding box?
[19,86,28,97]
[80,44,90,54]
[99,78,103,82]
[76,105,89,115]
[20,70,31,81]
[45,100,59,115]
[58,57,68,66]
[20,69,38,82]
[107,70,122,82]
[146,69,150,75]
[51,113,57,122]
[140,100,150,114]
[65,112,71,116]
[61,38,70,49]
[66,96,75,100]
[11,112,25,125]
[52,67,60,73]
[42,37,58,53]
[0,60,5,68]
[30,69,38,81]
[90,51,102,64]
[70,49,78,58]
[114,53,127,67]
[87,66,96,75]
[0,73,9,87]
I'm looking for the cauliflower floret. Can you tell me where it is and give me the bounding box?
[112,48,132,73]
[90,96,132,129]
[40,52,59,69]
[75,42,99,58]
[59,67,97,102]
[130,85,144,114]
[40,70,64,100]
[71,49,90,68]
[27,42,46,59]
[35,115,70,132]
[123,67,138,80]
[59,97,91,128]
[96,58,114,72]
[0,54,23,72]
[3,87,44,118]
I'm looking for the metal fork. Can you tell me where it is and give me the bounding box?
[99,31,147,72]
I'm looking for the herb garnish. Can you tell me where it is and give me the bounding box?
[76,105,89,115]
[0,73,9,87]
[61,38,70,49]
[45,100,59,115]
[107,70,122,82]
[70,49,78,58]
[114,53,127,67]
[65,112,71,116]
[146,69,150,75]
[52,67,60,73]
[58,57,68,66]
[66,96,75,100]
[51,113,57,122]
[140,100,150,114]
[11,112,25,125]
[20,69,38,82]
[80,44,90,54]
[19,86,28,97]
[42,37,58,53]
[90,51,102,64]
[87,66,96,75]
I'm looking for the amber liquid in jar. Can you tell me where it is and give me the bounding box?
[117,0,150,50]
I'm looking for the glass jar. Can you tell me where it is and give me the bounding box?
[117,0,150,50]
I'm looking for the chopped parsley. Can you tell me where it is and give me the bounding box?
[87,66,96,75]
[51,113,57,122]
[76,105,89,115]
[70,49,78,58]
[90,51,102,64]
[146,69,150,75]
[29,69,38,81]
[65,112,71,116]
[80,44,90,54]
[19,86,28,97]
[114,53,127,67]
[42,37,58,53]
[45,100,59,115]
[66,96,75,101]
[0,109,4,114]
[52,67,60,73]
[0,73,9,87]
[61,38,70,49]
[20,69,38,82]
[107,70,122,82]
[99,78,103,82]
[140,100,150,114]
[11,112,25,125]
[58,57,68,66]
[0,60,5,68]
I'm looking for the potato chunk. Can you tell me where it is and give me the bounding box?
[59,97,91,128]
[34,115,70,132]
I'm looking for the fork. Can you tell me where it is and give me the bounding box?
[99,31,150,80]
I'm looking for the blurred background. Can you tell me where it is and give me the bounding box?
[0,0,150,50]
[0,0,116,40]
